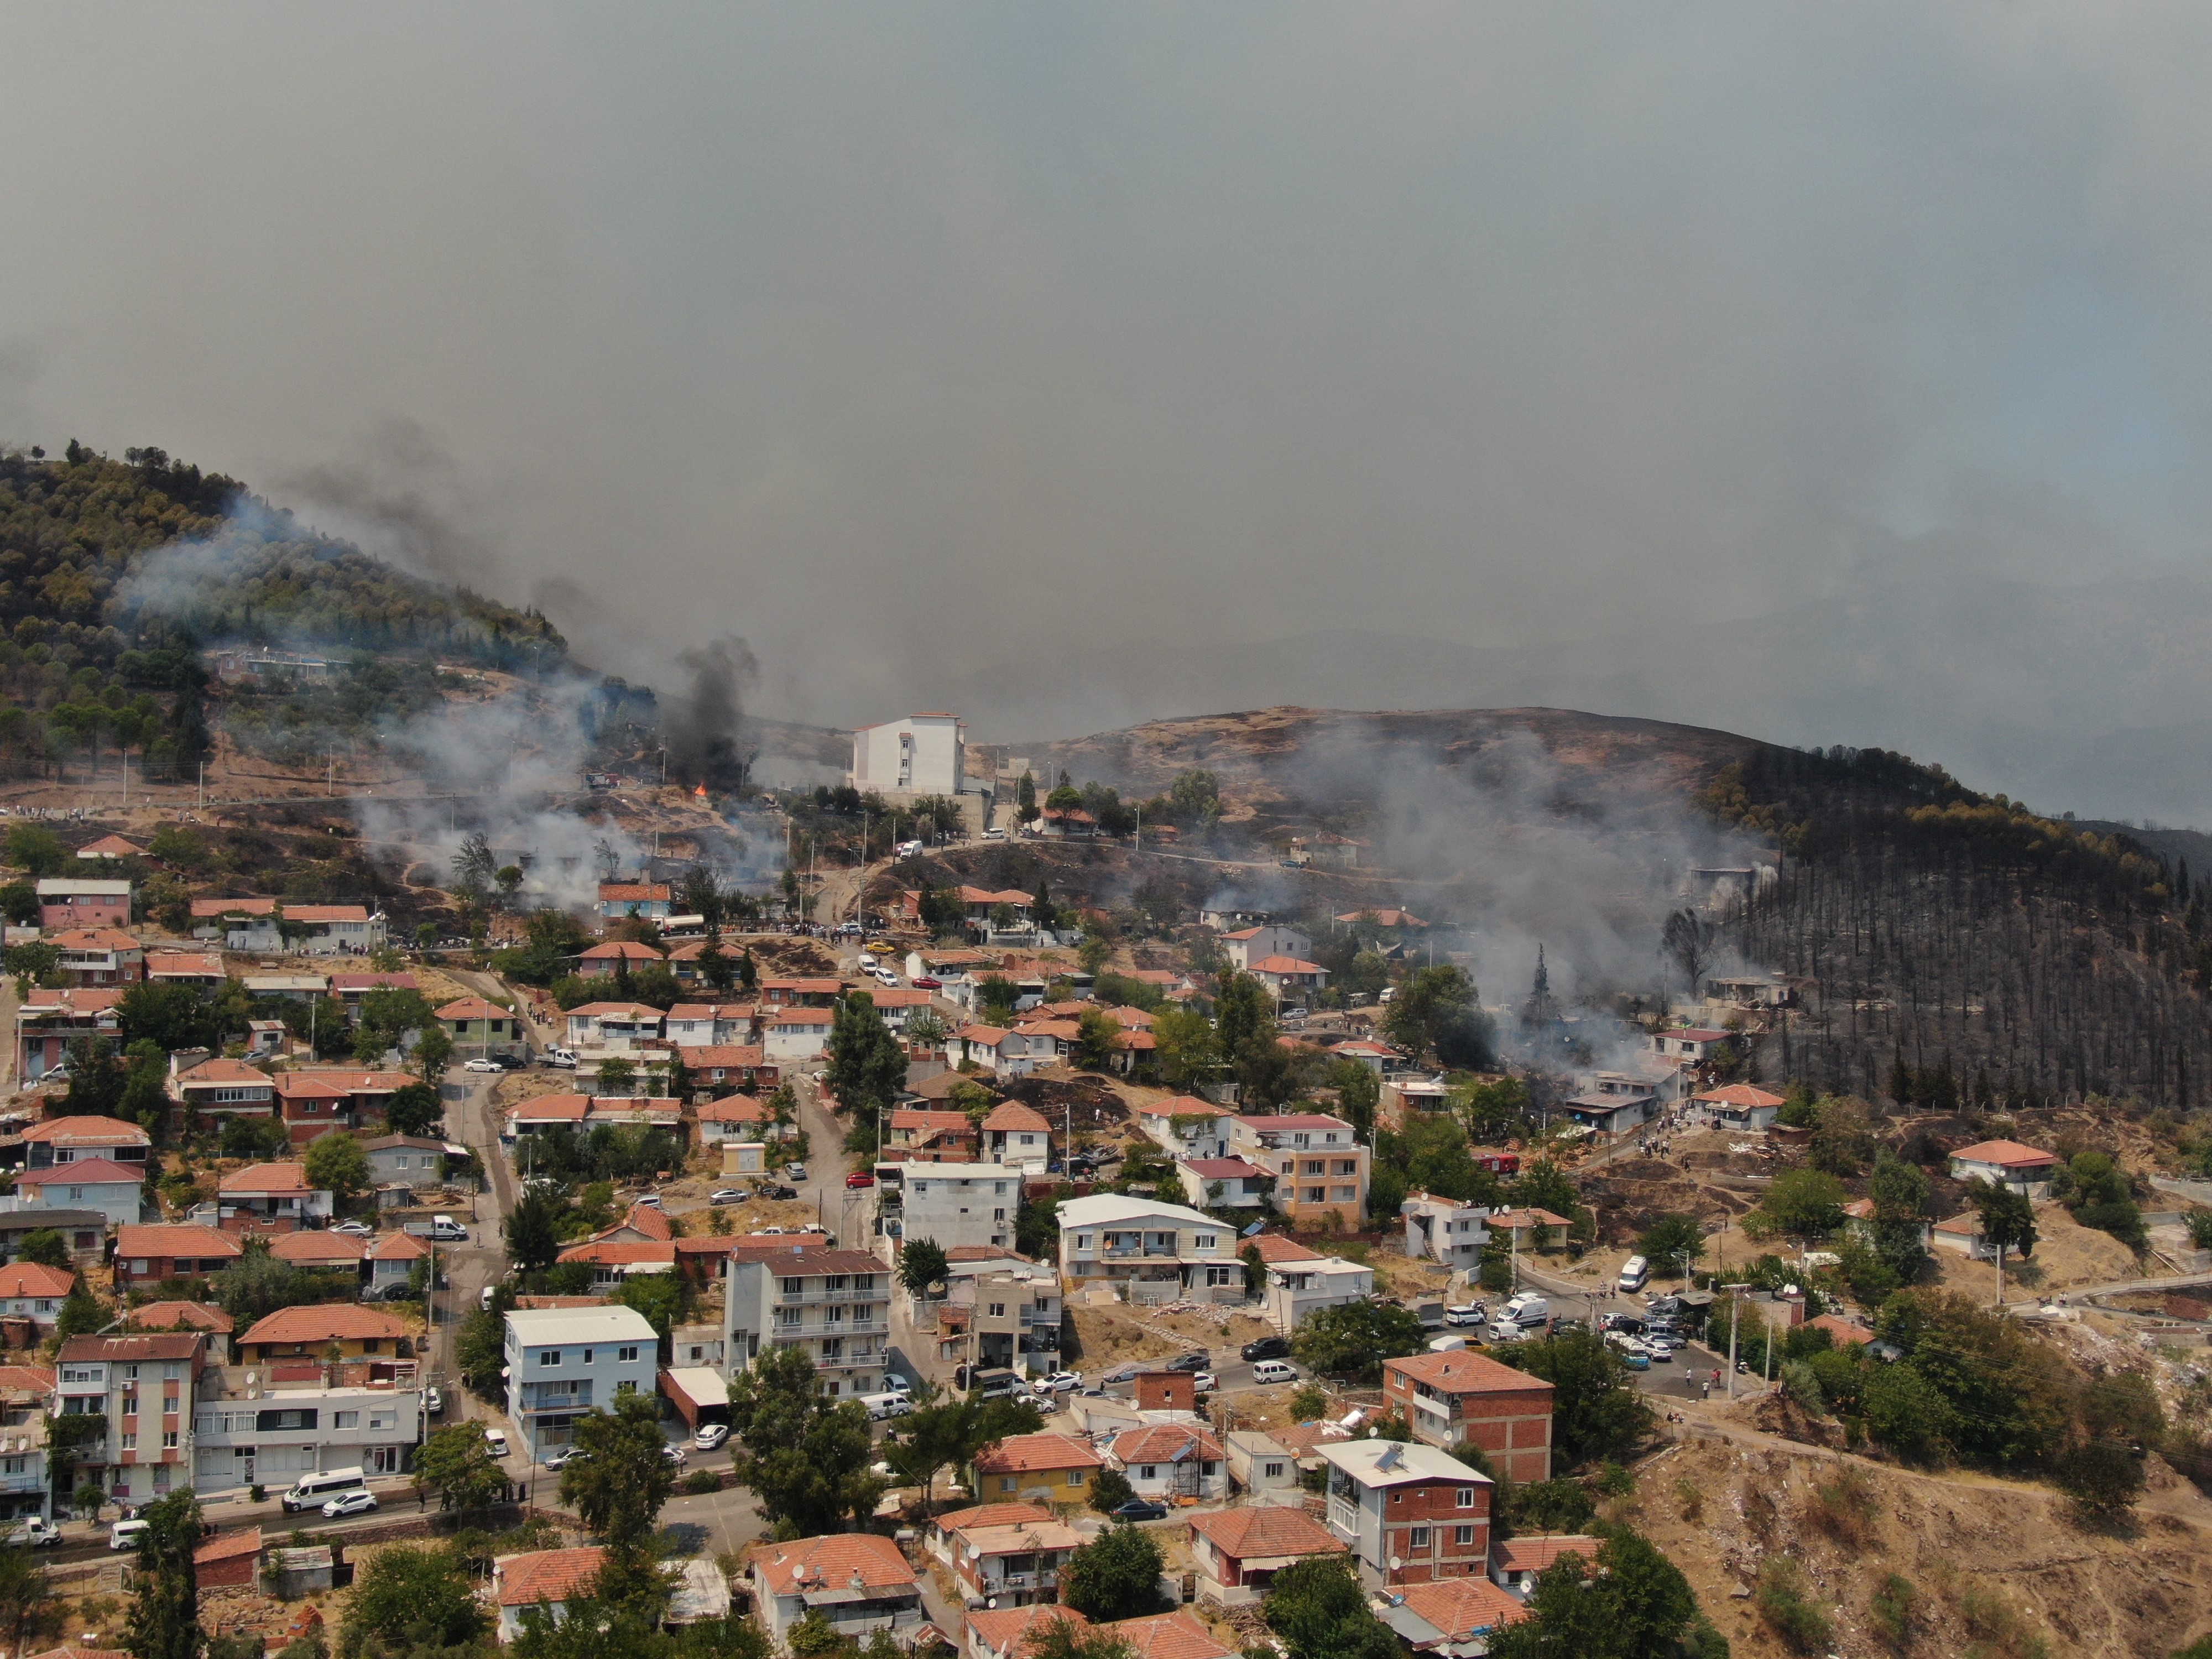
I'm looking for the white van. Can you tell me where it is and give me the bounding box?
[109,1519,150,1551]
[1617,1256,1650,1295]
[1250,1359,1299,1386]
[861,1391,914,1421]
[282,1467,367,1512]
[1505,1292,1550,1327]
[430,1215,468,1242]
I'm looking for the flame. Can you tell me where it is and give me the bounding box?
[693,782,708,800]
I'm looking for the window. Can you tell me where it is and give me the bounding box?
[1264,1461,1285,1479]
[1455,1487,1476,1507]
[1454,1526,1475,1546]
[120,1432,137,1451]
[780,1277,805,1296]
[335,1411,359,1429]
[539,1351,561,1366]
[988,1303,1006,1318]
[163,1430,179,1449]
[1409,1527,1431,1548]
[993,1208,1006,1222]
[618,1345,640,1362]
[581,1349,594,1364]
[1139,1465,1156,1479]
[1067,1470,1084,1485]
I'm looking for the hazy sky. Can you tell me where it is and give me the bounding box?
[8,5,2212,815]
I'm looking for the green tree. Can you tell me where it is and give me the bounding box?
[1086,1468,1134,1514]
[561,1394,677,1547]
[3,826,67,879]
[1749,1168,1848,1242]
[506,1190,565,1273]
[386,1081,444,1138]
[1290,1299,1428,1380]
[1807,1097,1877,1177]
[1385,965,1495,1069]
[1260,1555,1402,1659]
[898,1238,949,1302]
[1635,1214,1704,1280]
[1329,1060,1380,1144]
[53,1279,102,1343]
[116,982,220,1054]
[1867,1152,1931,1285]
[725,1346,887,1534]
[1492,1327,1652,1467]
[1963,1178,2039,1302]
[342,1543,487,1650]
[122,1489,204,1659]
[1074,1009,1122,1072]
[16,1231,66,1270]
[1150,1008,1218,1091]
[614,1273,686,1344]
[412,1022,454,1081]
[415,1421,506,1512]
[2051,1438,2145,1522]
[1016,771,1039,826]
[0,883,35,927]
[0,1535,55,1656]
[1488,1528,1711,1659]
[1059,1525,1167,1623]
[302,1133,369,1209]
[826,992,906,1131]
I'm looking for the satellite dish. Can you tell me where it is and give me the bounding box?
[1389,1556,1402,1572]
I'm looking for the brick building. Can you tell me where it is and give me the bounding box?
[1381,1350,1554,1481]
[1318,1437,1493,1588]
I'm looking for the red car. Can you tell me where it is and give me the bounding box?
[911,977,942,989]
[845,1171,877,1189]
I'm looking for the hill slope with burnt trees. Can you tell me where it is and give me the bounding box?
[1709,745,2205,1110]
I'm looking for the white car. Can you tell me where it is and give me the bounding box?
[329,1221,373,1238]
[483,1428,510,1458]
[1031,1370,1083,1395]
[322,1490,379,1519]
[694,1423,731,1451]
[1192,1373,1219,1394]
[661,1444,688,1467]
[858,953,878,969]
[463,1057,502,1073]
[785,1163,808,1181]
[1442,1303,1485,1327]
[880,1374,912,1395]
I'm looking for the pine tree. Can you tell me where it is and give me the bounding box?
[1887,1047,1914,1108]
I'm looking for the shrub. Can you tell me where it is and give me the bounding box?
[2050,1439,2144,1523]
[681,1470,722,1494]
[1803,1464,1879,1546]
[1087,1468,1134,1514]
[1870,1573,1918,1651]
[1592,1460,1635,1499]
[1754,1558,1833,1655]
[1780,1359,1827,1416]
[1673,1477,1702,1521]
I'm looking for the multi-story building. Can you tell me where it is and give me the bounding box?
[48,927,145,986]
[723,1249,891,1399]
[969,1432,1104,1506]
[168,1057,277,1124]
[1319,1437,1494,1588]
[940,1265,1062,1378]
[35,879,132,931]
[11,1159,144,1226]
[21,1115,153,1169]
[898,1164,1018,1255]
[1253,1235,1375,1334]
[0,1263,80,1334]
[930,1500,1082,1606]
[981,1100,1053,1171]
[13,987,123,1083]
[56,1333,206,1510]
[0,1363,54,1524]
[237,1306,413,1365]
[191,1367,422,1494]
[1400,1191,1491,1275]
[113,1224,245,1289]
[1131,1097,1233,1162]
[850,713,966,799]
[1055,1194,1241,1306]
[1227,1114,1369,1228]
[1381,1352,1555,1479]
[502,1306,659,1459]
[1177,1157,1271,1212]
[749,1533,924,1650]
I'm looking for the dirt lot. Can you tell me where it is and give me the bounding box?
[1068,1296,1279,1373]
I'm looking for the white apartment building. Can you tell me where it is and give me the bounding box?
[502,1307,659,1460]
[56,1332,206,1509]
[1217,924,1313,971]
[1400,1192,1491,1274]
[0,1365,53,1523]
[1133,1097,1233,1162]
[724,1248,894,1397]
[192,1375,421,1494]
[851,713,966,799]
[900,1164,1019,1255]
[1055,1193,1241,1306]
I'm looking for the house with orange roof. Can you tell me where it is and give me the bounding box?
[598,880,671,920]
[12,986,123,1083]
[12,1158,147,1226]
[194,899,385,955]
[48,927,144,986]
[1948,1138,2058,1198]
[435,998,521,1057]
[1249,1231,1374,1333]
[1691,1082,1786,1132]
[1380,1574,1531,1653]
[664,1002,756,1047]
[218,1162,333,1224]
[166,1056,276,1122]
[885,1108,980,1162]
[1097,1612,1233,1659]
[1648,1026,1730,1066]
[1487,1535,1598,1601]
[929,1499,1084,1605]
[20,1115,151,1168]
[367,1230,432,1295]
[683,1045,779,1092]
[112,1224,244,1287]
[1189,1504,1346,1605]
[1217,924,1313,971]
[982,1099,1052,1169]
[697,1093,775,1149]
[1485,1208,1572,1250]
[127,1300,235,1359]
[0,1261,76,1331]
[1108,1423,1227,1501]
[762,1004,837,1061]
[268,1231,369,1272]
[1382,1350,1556,1479]
[759,977,846,1008]
[75,833,144,862]
[236,1303,410,1363]
[144,950,226,984]
[560,1002,666,1053]
[1133,1095,1233,1161]
[966,1605,1089,1659]
[749,1532,922,1649]
[1248,955,1329,1005]
[968,1432,1104,1504]
[577,939,666,981]
[492,1546,607,1643]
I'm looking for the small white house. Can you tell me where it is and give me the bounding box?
[1401,1191,1491,1274]
[1109,1423,1228,1502]
[761,1007,835,1061]
[1947,1139,2058,1198]
[9,1159,145,1226]
[492,1547,605,1645]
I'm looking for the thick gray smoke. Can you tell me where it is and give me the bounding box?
[276,417,508,594]
[665,635,759,794]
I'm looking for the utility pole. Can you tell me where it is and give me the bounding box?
[1724,1282,1749,1400]
[198,761,205,812]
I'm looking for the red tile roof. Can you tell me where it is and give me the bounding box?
[127,1301,234,1334]
[435,998,507,1021]
[967,1605,1090,1659]
[557,1239,676,1267]
[1950,1139,2057,1168]
[1248,1234,1324,1264]
[238,1305,410,1349]
[269,1233,368,1265]
[1135,1095,1230,1119]
[175,1058,274,1087]
[698,1094,770,1123]
[933,1501,1057,1535]
[688,1046,768,1069]
[0,1262,74,1299]
[1394,1577,1528,1642]
[598,883,671,904]
[1489,1535,1597,1575]
[1386,1350,1554,1396]
[972,1433,1104,1476]
[498,1546,607,1606]
[1806,1314,1875,1347]
[220,1162,313,1194]
[982,1100,1051,1133]
[114,1225,241,1261]
[1248,956,1324,974]
[507,1095,591,1121]
[1188,1504,1344,1562]
[749,1533,915,1597]
[1099,1613,1233,1659]
[195,1528,263,1566]
[1109,1425,1224,1468]
[1693,1083,1786,1108]
[14,1157,143,1186]
[369,1232,431,1261]
[579,940,666,961]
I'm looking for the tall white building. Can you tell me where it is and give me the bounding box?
[851,714,965,799]
[899,1163,1019,1255]
[723,1247,894,1398]
[502,1307,659,1459]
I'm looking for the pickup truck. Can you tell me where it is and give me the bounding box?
[2,1518,63,1547]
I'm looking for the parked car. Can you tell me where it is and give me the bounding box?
[543,1447,585,1471]
[709,1188,748,1206]
[483,1428,510,1458]
[425,1386,444,1416]
[545,1047,578,1069]
[881,1374,912,1395]
[463,1057,502,1073]
[1100,1362,1145,1385]
[912,977,942,989]
[1112,1499,1169,1522]
[1,1518,62,1547]
[1240,1335,1291,1362]
[1443,1303,1486,1327]
[845,1171,875,1188]
[785,1163,808,1181]
[1618,1346,1652,1371]
[694,1423,732,1451]
[661,1445,688,1467]
[329,1220,373,1238]
[862,1392,914,1421]
[109,1519,150,1551]
[1164,1352,1209,1373]
[1031,1371,1083,1395]
[1617,1255,1651,1294]
[1599,1313,1646,1335]
[1645,1295,1687,1317]
[757,1185,799,1201]
[1504,1292,1550,1327]
[1250,1359,1300,1386]
[1191,1373,1219,1394]
[323,1491,379,1519]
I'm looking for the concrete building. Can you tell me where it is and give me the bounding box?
[1691,1083,1785,1132]
[48,928,144,986]
[762,1006,836,1062]
[1108,1423,1227,1503]
[1132,1096,1233,1162]
[981,1100,1052,1172]
[1319,1437,1494,1588]
[900,1164,1019,1255]
[0,1263,76,1333]
[168,1058,277,1123]
[35,879,132,931]
[1948,1139,2058,1198]
[1401,1192,1491,1275]
[13,986,124,1083]
[969,1432,1104,1506]
[113,1225,244,1288]
[723,1248,893,1399]
[1223,1430,1300,1503]
[1251,1235,1374,1333]
[1226,1114,1369,1228]
[937,1263,1062,1379]
[851,713,966,799]
[502,1306,659,1459]
[749,1533,923,1650]
[56,1332,207,1510]
[1381,1352,1556,1480]
[931,1500,1083,1606]
[10,1160,144,1225]
[191,1370,421,1494]
[1178,1157,1271,1212]
[217,1162,333,1225]
[1055,1193,1241,1305]
[0,1364,55,1524]
[1217,924,1313,971]
[492,1547,606,1645]
[1189,1505,1346,1605]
